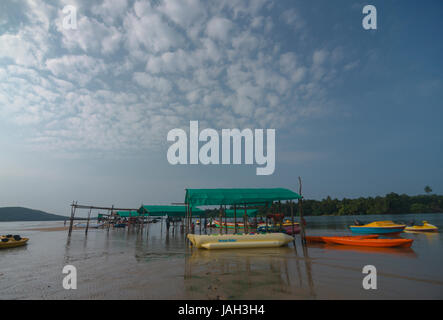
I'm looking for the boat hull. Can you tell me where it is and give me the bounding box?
[213,220,252,229]
[0,237,29,249]
[187,233,294,250]
[404,223,438,232]
[306,235,378,243]
[323,237,413,248]
[349,226,405,234]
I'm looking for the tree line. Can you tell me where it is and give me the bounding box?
[203,192,443,217]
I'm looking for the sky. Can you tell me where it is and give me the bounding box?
[0,0,442,217]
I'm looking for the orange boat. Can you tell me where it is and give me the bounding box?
[323,237,413,248]
[305,235,378,243]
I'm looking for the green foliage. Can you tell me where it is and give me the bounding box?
[202,193,443,217]
[291,193,443,216]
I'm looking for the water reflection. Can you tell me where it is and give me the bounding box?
[320,244,417,258]
[184,245,316,299]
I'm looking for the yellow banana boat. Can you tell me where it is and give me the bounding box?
[405,221,438,232]
[187,233,294,250]
[0,235,29,249]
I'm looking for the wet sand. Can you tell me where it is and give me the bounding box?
[1,215,443,300]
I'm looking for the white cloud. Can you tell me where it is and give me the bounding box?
[206,17,233,42]
[45,55,106,85]
[0,0,352,156]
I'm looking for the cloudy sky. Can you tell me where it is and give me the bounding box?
[0,0,442,216]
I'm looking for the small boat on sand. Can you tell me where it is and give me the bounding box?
[0,235,29,249]
[404,221,438,232]
[187,233,294,250]
[323,236,413,248]
[305,235,378,243]
[349,220,406,234]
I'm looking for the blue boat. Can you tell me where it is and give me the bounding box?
[349,220,406,234]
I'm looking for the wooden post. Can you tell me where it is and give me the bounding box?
[108,205,113,231]
[140,209,144,232]
[190,207,193,233]
[219,205,223,234]
[68,201,76,236]
[184,190,188,234]
[199,215,202,234]
[298,176,306,245]
[185,203,189,234]
[290,200,297,252]
[85,208,92,235]
[224,205,228,234]
[244,204,248,234]
[234,204,237,234]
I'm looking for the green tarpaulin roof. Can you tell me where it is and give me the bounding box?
[224,209,258,217]
[137,205,203,217]
[116,210,139,217]
[185,188,301,207]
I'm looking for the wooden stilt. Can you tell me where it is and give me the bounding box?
[108,205,113,231]
[290,200,297,252]
[199,215,202,234]
[219,205,223,235]
[190,207,193,233]
[244,204,248,234]
[68,201,76,236]
[185,203,189,234]
[224,205,228,234]
[234,204,237,234]
[85,208,92,235]
[298,177,306,245]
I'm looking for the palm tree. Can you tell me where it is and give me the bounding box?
[424,186,432,194]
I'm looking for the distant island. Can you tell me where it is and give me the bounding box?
[0,207,68,222]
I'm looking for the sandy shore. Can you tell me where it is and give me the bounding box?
[19,226,92,232]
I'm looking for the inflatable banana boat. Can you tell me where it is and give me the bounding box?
[187,233,294,250]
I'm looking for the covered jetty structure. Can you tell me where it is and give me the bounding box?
[184,187,306,248]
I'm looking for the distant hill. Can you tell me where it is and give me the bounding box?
[0,207,68,222]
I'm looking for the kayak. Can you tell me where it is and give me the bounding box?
[305,235,378,243]
[323,237,413,248]
[0,235,29,249]
[349,221,406,234]
[187,233,294,250]
[213,219,253,229]
[405,221,438,232]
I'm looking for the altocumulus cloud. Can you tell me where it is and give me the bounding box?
[0,0,352,156]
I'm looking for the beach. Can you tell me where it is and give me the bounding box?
[1,214,442,299]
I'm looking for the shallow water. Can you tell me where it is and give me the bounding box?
[1,214,442,299]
